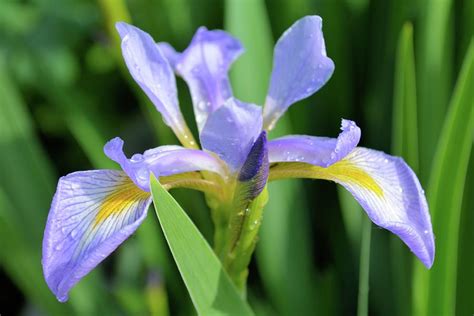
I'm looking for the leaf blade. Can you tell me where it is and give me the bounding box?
[390,22,418,316]
[150,175,254,316]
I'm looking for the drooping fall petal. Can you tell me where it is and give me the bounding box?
[159,28,243,130]
[269,147,434,268]
[42,170,151,302]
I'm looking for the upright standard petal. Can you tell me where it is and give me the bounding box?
[269,148,434,267]
[268,119,360,167]
[104,137,227,191]
[263,16,335,130]
[173,27,243,131]
[200,98,263,172]
[42,170,151,302]
[156,42,180,68]
[116,22,190,142]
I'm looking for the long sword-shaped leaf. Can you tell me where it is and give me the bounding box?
[150,175,254,316]
[390,22,418,316]
[417,0,453,181]
[225,1,318,314]
[412,40,474,316]
[356,218,371,316]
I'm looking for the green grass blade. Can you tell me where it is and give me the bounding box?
[417,0,454,180]
[390,22,418,316]
[150,175,254,316]
[225,1,318,314]
[392,22,419,171]
[357,218,371,316]
[412,39,474,316]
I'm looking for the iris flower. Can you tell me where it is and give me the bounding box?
[42,16,434,302]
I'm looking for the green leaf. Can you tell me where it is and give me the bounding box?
[150,175,254,316]
[412,40,474,316]
[356,218,372,316]
[392,22,419,171]
[390,22,418,316]
[417,0,454,180]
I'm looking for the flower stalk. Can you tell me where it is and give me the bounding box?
[222,188,268,293]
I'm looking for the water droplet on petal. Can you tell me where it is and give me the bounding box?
[131,154,143,163]
[197,101,207,111]
[137,168,149,181]
[70,229,79,239]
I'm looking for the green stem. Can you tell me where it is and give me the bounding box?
[220,188,269,294]
[357,217,372,316]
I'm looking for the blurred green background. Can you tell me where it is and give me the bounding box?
[0,0,472,315]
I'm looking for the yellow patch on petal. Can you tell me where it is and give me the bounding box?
[94,179,150,226]
[269,160,383,197]
[315,160,383,197]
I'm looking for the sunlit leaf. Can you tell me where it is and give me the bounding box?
[417,0,454,180]
[150,175,254,316]
[390,22,418,316]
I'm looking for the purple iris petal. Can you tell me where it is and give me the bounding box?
[116,22,186,137]
[263,16,335,130]
[156,42,180,68]
[42,170,151,302]
[268,119,360,167]
[200,98,263,172]
[104,137,226,191]
[337,148,435,268]
[169,27,243,131]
